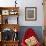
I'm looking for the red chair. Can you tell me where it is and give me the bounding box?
[21,28,41,46]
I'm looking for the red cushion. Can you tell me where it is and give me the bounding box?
[21,28,41,46]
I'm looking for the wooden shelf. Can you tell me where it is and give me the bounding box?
[0,7,19,16]
[1,40,19,46]
[2,40,19,42]
[0,7,19,9]
[0,24,20,32]
[0,7,19,46]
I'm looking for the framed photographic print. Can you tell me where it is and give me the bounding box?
[2,10,9,15]
[25,7,37,21]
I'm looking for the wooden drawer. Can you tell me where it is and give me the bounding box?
[0,41,19,46]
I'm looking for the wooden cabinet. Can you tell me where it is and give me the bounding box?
[0,7,19,24]
[0,7,19,46]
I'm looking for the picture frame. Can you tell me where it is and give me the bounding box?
[2,10,9,15]
[25,7,37,21]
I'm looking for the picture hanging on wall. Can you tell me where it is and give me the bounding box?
[25,7,37,21]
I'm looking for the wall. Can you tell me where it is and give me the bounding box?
[0,0,44,26]
[0,0,44,45]
[18,0,44,26]
[43,0,46,26]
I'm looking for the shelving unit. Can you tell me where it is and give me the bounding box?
[0,7,19,46]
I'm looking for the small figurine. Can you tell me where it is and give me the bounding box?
[15,0,17,7]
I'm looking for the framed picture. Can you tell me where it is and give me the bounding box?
[2,10,9,15]
[25,7,37,21]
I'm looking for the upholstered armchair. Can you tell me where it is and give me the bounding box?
[21,28,41,46]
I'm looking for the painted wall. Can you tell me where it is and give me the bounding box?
[43,0,46,26]
[0,0,44,45]
[0,0,44,26]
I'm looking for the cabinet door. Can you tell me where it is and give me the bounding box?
[0,15,1,24]
[0,32,1,42]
